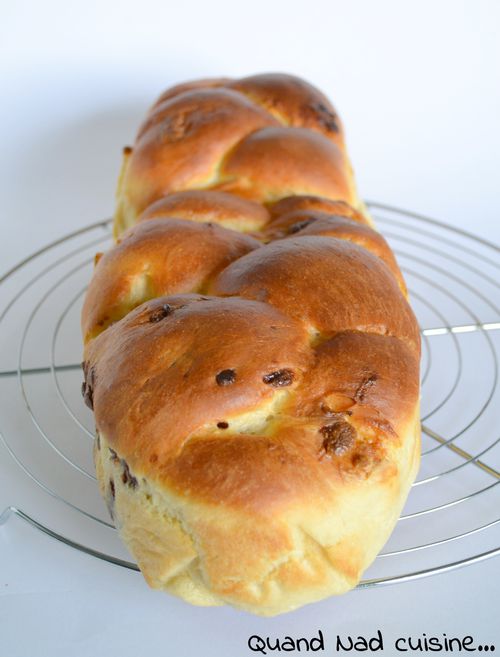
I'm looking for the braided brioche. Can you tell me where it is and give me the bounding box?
[82,73,421,616]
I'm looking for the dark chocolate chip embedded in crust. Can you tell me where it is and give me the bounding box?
[263,369,295,387]
[216,369,236,386]
[121,460,138,489]
[320,421,356,457]
[311,102,340,133]
[109,448,119,463]
[355,374,378,402]
[351,451,370,468]
[149,303,173,322]
[81,381,92,409]
[109,479,115,499]
[288,219,314,234]
[81,364,96,410]
[217,421,229,429]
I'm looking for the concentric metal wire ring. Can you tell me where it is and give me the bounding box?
[0,204,499,585]
[401,264,497,468]
[51,284,95,440]
[18,260,98,480]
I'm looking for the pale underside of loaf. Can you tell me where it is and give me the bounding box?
[82,73,421,616]
[94,412,420,615]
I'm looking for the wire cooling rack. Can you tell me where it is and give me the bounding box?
[1,202,499,587]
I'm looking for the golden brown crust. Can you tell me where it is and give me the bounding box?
[209,236,419,349]
[147,77,231,112]
[139,189,269,232]
[85,294,312,457]
[216,126,355,203]
[262,209,406,292]
[83,73,421,615]
[294,331,420,435]
[268,196,370,223]
[228,73,345,146]
[114,74,360,235]
[81,218,260,341]
[115,88,278,233]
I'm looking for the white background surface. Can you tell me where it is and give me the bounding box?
[1,1,499,655]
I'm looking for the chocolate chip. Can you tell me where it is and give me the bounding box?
[149,303,172,322]
[121,460,138,489]
[216,369,236,386]
[355,374,378,402]
[320,421,356,457]
[351,452,370,468]
[82,380,88,394]
[312,102,340,133]
[288,219,313,234]
[109,479,115,499]
[109,448,119,463]
[217,421,229,429]
[81,363,96,410]
[263,369,295,387]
